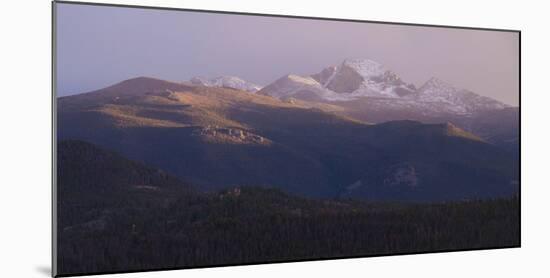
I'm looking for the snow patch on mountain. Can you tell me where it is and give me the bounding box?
[414,77,508,114]
[342,58,385,78]
[286,74,320,86]
[315,59,416,99]
[259,74,359,101]
[416,77,462,104]
[190,76,262,93]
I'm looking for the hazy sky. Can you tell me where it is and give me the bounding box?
[56,3,519,105]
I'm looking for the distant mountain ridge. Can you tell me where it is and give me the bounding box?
[189,75,262,92]
[254,58,517,153]
[259,58,509,116]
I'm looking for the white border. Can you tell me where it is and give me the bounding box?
[2,0,549,277]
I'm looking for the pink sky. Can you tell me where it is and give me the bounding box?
[56,3,519,105]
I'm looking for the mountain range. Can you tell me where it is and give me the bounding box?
[187,58,518,154]
[58,63,519,201]
[258,58,508,114]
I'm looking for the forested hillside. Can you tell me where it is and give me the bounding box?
[56,140,519,276]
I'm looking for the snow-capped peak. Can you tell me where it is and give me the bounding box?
[415,77,508,113]
[190,76,262,93]
[416,77,464,104]
[420,77,456,92]
[257,74,326,99]
[342,58,385,78]
[258,58,508,115]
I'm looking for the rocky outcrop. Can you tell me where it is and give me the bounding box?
[383,163,418,187]
[193,126,270,145]
[325,63,365,93]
